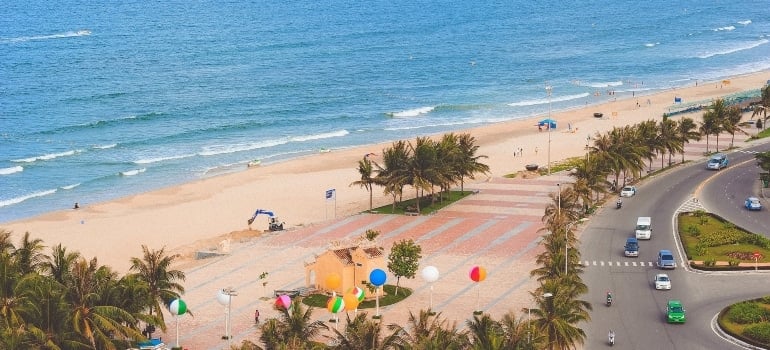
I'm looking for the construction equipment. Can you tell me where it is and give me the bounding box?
[248,209,284,231]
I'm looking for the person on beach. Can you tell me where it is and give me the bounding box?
[535,147,539,155]
[255,309,260,323]
[73,202,80,209]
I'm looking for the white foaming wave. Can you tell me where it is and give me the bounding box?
[738,20,752,26]
[583,81,623,88]
[61,183,80,190]
[697,39,769,59]
[120,168,146,176]
[644,42,660,47]
[290,129,349,142]
[508,93,590,107]
[389,106,435,118]
[199,139,288,156]
[0,166,23,175]
[12,149,82,163]
[93,143,117,149]
[713,26,736,31]
[6,29,91,43]
[384,118,486,131]
[0,189,57,208]
[134,153,195,164]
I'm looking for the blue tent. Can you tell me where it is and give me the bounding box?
[538,118,557,129]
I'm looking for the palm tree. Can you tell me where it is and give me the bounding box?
[128,245,185,330]
[465,313,504,349]
[723,104,743,147]
[13,232,46,276]
[260,300,328,348]
[530,279,591,350]
[406,137,439,213]
[676,117,701,163]
[351,156,377,212]
[387,309,466,349]
[751,84,770,128]
[42,243,81,284]
[499,311,540,350]
[703,99,728,152]
[455,133,490,195]
[328,312,402,350]
[636,120,661,172]
[658,118,683,167]
[376,141,411,212]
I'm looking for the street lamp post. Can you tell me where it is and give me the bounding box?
[219,287,238,347]
[564,218,588,274]
[529,292,554,344]
[557,183,561,217]
[546,84,553,175]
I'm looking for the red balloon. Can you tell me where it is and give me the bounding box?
[469,266,486,282]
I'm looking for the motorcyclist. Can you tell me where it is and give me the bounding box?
[616,198,622,208]
[606,290,613,305]
[608,330,615,345]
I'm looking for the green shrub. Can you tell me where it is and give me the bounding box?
[693,244,708,257]
[723,222,736,230]
[699,229,746,247]
[686,225,701,237]
[728,260,741,266]
[744,322,770,343]
[741,234,770,249]
[704,259,716,267]
[762,296,770,305]
[727,302,770,324]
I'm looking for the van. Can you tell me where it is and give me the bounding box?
[706,153,728,170]
[657,249,676,269]
[635,217,652,240]
[624,237,639,257]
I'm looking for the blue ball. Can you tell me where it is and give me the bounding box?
[369,269,386,286]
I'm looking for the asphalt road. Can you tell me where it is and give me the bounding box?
[579,142,770,349]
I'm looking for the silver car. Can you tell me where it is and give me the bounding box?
[654,273,671,290]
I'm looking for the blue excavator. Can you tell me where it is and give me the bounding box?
[248,209,284,231]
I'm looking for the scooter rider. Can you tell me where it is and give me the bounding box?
[606,290,613,306]
[616,198,622,208]
[608,329,615,345]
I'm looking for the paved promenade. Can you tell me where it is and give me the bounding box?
[158,131,754,349]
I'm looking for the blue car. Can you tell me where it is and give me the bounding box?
[745,197,762,211]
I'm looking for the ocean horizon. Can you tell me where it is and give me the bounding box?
[2,0,770,223]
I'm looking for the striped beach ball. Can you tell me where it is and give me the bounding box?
[327,296,345,314]
[350,286,365,302]
[169,299,187,316]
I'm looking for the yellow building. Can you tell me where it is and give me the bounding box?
[304,237,386,298]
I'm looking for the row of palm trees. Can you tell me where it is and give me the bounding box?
[351,133,490,214]
[0,230,185,350]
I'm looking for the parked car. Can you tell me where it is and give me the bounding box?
[624,237,639,257]
[620,186,637,197]
[657,249,676,269]
[667,299,686,323]
[653,273,671,290]
[745,197,762,211]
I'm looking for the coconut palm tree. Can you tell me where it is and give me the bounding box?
[751,84,770,128]
[455,133,490,195]
[406,137,439,213]
[387,309,466,349]
[676,117,701,163]
[465,313,504,349]
[723,104,743,147]
[376,140,411,212]
[351,156,377,212]
[12,232,47,276]
[499,311,539,350]
[42,243,81,285]
[128,245,185,331]
[260,300,328,348]
[658,118,683,167]
[530,279,591,350]
[328,312,403,350]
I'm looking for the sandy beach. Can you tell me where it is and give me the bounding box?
[3,71,769,274]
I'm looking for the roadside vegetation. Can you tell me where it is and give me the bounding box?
[719,298,770,348]
[679,211,770,269]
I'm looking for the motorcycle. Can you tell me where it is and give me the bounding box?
[606,292,613,307]
[609,330,615,346]
[616,200,622,209]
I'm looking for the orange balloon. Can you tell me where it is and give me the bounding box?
[343,293,360,311]
[326,273,341,290]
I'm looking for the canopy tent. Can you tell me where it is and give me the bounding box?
[538,118,557,129]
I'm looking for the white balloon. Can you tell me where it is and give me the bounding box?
[216,289,231,305]
[421,266,439,283]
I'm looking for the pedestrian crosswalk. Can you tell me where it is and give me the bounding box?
[677,197,707,213]
[581,260,675,268]
[736,150,761,155]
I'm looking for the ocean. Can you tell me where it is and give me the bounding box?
[2,0,770,223]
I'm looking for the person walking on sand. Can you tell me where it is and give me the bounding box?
[255,309,260,323]
[535,147,539,155]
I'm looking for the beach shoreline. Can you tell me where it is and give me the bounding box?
[2,70,770,273]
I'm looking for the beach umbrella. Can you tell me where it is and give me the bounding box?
[275,294,292,310]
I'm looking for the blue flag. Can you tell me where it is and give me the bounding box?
[325,189,336,201]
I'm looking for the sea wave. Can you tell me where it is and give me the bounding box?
[291,129,349,142]
[198,130,349,156]
[120,168,146,176]
[697,39,769,59]
[0,189,57,208]
[388,106,435,118]
[713,26,736,31]
[582,81,623,88]
[3,29,91,43]
[508,93,590,107]
[0,166,23,175]
[644,42,660,47]
[738,20,752,26]
[61,183,81,190]
[36,113,162,136]
[11,149,82,163]
[134,153,196,164]
[93,143,117,149]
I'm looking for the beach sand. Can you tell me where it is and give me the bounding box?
[2,71,770,347]
[2,72,769,273]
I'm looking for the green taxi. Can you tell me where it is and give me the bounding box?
[667,299,686,323]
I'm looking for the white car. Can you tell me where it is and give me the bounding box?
[620,186,637,197]
[654,273,671,290]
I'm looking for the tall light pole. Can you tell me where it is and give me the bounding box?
[218,287,238,347]
[546,84,553,175]
[557,183,561,218]
[564,218,588,274]
[585,135,591,164]
[529,292,554,344]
